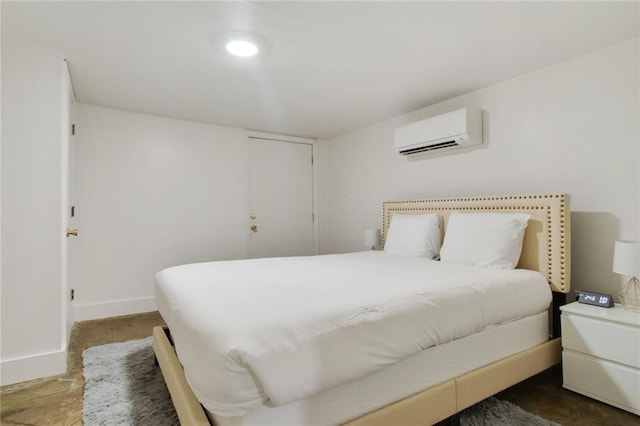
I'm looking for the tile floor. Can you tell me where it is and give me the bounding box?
[1,312,638,426]
[0,311,165,426]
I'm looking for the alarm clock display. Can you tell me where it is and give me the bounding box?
[577,291,614,308]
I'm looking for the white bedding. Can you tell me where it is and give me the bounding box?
[155,251,551,417]
[213,311,549,426]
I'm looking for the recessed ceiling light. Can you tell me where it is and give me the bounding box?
[216,31,266,58]
[225,39,259,57]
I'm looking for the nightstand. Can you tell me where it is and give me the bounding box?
[560,301,640,415]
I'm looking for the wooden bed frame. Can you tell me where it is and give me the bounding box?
[153,193,571,426]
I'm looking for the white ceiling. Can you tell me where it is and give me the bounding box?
[3,1,638,139]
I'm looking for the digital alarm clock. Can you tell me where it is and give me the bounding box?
[577,291,614,308]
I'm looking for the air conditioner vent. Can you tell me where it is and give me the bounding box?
[399,140,458,155]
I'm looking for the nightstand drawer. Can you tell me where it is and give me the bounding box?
[561,313,639,368]
[563,350,640,414]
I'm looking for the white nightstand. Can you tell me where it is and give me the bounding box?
[560,301,640,415]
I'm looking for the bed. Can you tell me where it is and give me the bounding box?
[153,193,571,426]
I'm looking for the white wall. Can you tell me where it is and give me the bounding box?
[1,41,68,384]
[72,104,248,319]
[320,37,639,299]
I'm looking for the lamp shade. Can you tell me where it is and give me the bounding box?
[364,229,381,249]
[613,240,640,276]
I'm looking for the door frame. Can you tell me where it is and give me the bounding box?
[61,59,76,348]
[244,131,318,258]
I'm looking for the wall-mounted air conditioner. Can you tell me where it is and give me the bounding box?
[394,107,483,157]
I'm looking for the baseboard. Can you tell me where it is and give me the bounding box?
[73,296,157,321]
[1,349,67,386]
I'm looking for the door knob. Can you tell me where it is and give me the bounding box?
[250,225,258,232]
[66,228,78,237]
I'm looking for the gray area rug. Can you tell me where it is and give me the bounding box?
[460,398,559,426]
[83,337,559,426]
[83,337,178,426]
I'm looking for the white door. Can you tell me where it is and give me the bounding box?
[248,137,314,258]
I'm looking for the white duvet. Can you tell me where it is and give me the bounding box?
[155,251,551,417]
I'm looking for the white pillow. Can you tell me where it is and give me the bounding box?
[384,213,441,258]
[439,212,531,269]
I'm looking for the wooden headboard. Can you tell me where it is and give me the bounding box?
[382,194,571,294]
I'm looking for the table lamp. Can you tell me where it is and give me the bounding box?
[613,240,640,312]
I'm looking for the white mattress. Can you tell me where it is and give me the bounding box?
[155,251,551,417]
[213,311,549,426]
